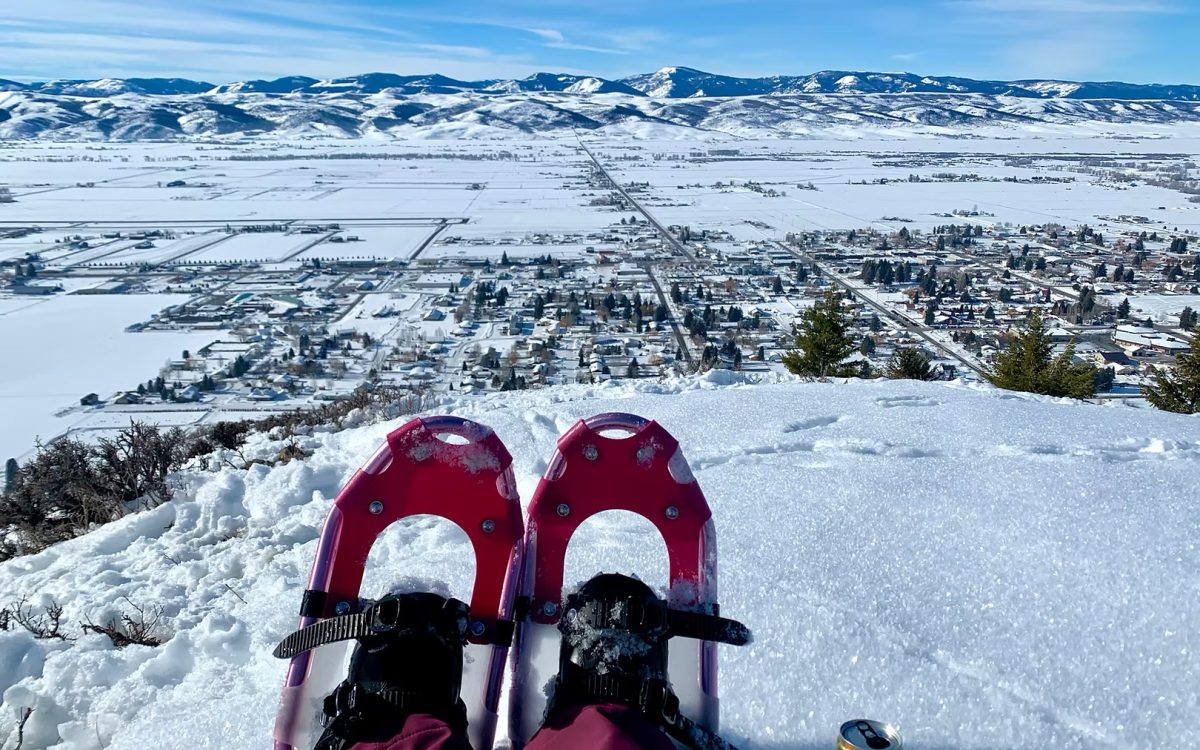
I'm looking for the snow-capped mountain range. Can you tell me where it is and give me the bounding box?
[3,66,1200,139]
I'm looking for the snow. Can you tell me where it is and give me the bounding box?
[1,375,1197,749]
[0,294,212,461]
[1114,294,1200,324]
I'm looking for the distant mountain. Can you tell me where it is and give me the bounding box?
[4,66,1200,140]
[5,67,1200,101]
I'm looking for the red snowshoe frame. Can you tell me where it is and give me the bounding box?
[273,416,523,750]
[509,412,721,747]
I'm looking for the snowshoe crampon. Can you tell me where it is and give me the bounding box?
[272,416,523,750]
[509,413,737,748]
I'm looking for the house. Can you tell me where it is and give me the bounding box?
[1112,326,1191,355]
[176,385,202,402]
[80,393,100,406]
[112,391,142,405]
[1093,351,1138,375]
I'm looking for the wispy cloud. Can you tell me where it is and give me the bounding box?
[524,28,631,54]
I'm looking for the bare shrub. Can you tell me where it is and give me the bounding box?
[7,598,70,641]
[94,422,188,509]
[81,599,166,648]
[0,387,433,560]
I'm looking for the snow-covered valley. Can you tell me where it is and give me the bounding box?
[0,374,1196,749]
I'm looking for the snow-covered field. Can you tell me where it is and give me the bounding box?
[0,295,213,461]
[1,375,1196,750]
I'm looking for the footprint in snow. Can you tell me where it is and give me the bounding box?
[875,396,940,408]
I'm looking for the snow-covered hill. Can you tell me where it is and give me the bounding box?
[6,87,1200,141]
[0,375,1196,749]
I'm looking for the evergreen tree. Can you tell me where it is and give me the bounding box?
[1117,298,1131,319]
[625,358,639,378]
[859,336,876,356]
[1142,350,1200,414]
[884,347,936,381]
[5,457,18,494]
[986,309,1096,398]
[1180,306,1195,331]
[781,292,857,378]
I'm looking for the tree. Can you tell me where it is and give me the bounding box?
[1117,298,1131,319]
[1180,306,1196,331]
[625,358,639,378]
[986,309,1096,398]
[884,347,937,381]
[4,457,16,494]
[781,292,857,378]
[859,336,876,356]
[1142,350,1200,414]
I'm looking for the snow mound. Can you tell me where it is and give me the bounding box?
[0,377,1197,749]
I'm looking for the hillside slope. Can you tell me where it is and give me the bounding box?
[0,375,1196,749]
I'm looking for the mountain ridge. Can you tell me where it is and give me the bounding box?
[4,66,1200,101]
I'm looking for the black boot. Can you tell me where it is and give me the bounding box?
[315,592,470,750]
[545,573,752,750]
[547,573,671,716]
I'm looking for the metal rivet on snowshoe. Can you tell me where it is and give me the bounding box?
[542,601,558,617]
[556,503,571,517]
[565,607,578,623]
[368,500,384,515]
[583,445,599,461]
[665,505,679,520]
[481,519,495,533]
[335,601,351,615]
[470,620,486,636]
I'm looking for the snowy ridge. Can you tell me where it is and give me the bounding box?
[7,68,1200,101]
[6,88,1200,141]
[0,375,1197,749]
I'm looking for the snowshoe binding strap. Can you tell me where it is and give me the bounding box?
[562,589,752,647]
[272,593,470,659]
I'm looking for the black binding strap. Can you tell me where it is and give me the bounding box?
[566,594,751,646]
[274,594,522,659]
[299,589,328,619]
[274,611,374,659]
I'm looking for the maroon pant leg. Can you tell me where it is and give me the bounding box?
[351,714,473,750]
[526,703,675,750]
[353,703,672,750]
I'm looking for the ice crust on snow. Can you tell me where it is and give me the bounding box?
[0,376,1198,749]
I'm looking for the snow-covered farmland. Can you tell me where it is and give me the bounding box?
[0,294,212,461]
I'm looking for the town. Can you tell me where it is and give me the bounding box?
[1,139,1197,460]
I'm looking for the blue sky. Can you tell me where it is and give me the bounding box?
[1,0,1196,84]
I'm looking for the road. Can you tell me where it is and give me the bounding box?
[774,241,988,377]
[574,137,697,263]
[639,263,694,367]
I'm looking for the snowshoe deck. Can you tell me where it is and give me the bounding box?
[273,416,523,750]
